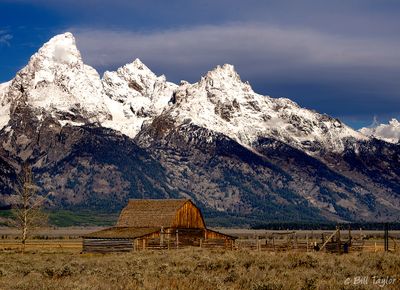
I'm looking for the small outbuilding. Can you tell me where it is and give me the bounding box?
[83,199,236,253]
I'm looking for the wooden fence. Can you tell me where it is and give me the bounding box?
[234,231,400,253]
[134,237,233,250]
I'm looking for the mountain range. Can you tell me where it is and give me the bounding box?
[1,32,400,224]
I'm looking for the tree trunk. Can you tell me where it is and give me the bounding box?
[22,209,27,252]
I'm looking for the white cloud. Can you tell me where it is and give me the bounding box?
[0,30,12,46]
[360,119,400,144]
[71,23,400,84]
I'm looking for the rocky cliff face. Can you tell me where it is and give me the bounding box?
[1,32,400,223]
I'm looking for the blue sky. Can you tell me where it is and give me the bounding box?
[1,0,400,129]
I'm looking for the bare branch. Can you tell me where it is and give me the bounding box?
[11,163,48,250]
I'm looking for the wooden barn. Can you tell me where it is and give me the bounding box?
[83,199,236,253]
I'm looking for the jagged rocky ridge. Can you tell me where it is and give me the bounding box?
[0,32,400,223]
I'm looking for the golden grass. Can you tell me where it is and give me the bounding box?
[0,245,399,290]
[0,240,82,250]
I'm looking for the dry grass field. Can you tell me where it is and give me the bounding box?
[0,245,399,290]
[0,227,399,289]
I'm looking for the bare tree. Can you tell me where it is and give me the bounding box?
[11,164,48,250]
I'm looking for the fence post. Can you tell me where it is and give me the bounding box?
[384,223,389,252]
[168,231,170,251]
[272,236,275,253]
[160,226,164,247]
[311,230,314,244]
[176,229,179,249]
[348,226,352,246]
[286,232,290,251]
[256,235,259,251]
[336,226,341,254]
[306,234,309,252]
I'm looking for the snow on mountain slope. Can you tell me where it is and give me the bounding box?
[165,64,367,153]
[5,32,112,124]
[360,119,400,143]
[102,59,177,137]
[1,32,370,153]
[0,81,11,129]
[0,32,176,138]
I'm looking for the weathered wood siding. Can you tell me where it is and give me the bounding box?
[175,228,204,246]
[83,228,235,252]
[172,201,206,229]
[83,239,133,253]
[205,229,235,240]
[135,228,205,249]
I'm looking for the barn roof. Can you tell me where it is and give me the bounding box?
[116,199,190,228]
[83,227,160,239]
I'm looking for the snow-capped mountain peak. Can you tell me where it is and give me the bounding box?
[5,32,111,124]
[198,64,253,96]
[166,64,367,153]
[126,58,155,76]
[34,32,81,66]
[3,32,400,225]
[102,58,173,102]
[203,64,243,84]
[101,58,177,138]
[0,32,178,138]
[0,81,12,129]
[0,32,369,152]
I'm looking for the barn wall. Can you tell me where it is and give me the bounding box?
[136,228,205,249]
[83,228,235,252]
[134,228,235,250]
[83,239,133,253]
[205,229,235,240]
[172,201,205,228]
[174,228,204,246]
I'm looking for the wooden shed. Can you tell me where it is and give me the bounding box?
[83,199,236,253]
